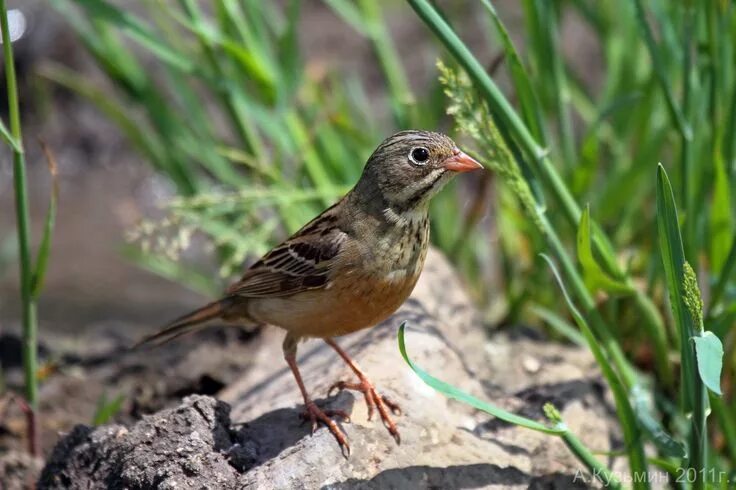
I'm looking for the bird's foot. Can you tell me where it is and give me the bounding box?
[328,378,401,444]
[299,400,351,457]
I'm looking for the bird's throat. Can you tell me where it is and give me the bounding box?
[381,204,428,229]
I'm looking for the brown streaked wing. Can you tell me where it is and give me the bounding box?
[226,212,347,298]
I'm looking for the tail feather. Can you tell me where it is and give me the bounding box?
[133,299,231,349]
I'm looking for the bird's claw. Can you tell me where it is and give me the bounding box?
[383,396,402,416]
[298,401,351,456]
[327,377,401,444]
[328,380,361,398]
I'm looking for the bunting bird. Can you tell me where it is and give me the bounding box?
[136,130,483,455]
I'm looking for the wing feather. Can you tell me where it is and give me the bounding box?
[226,206,348,298]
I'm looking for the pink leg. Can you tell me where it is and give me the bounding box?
[325,338,401,444]
[283,333,350,455]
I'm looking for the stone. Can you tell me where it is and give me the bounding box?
[37,249,621,489]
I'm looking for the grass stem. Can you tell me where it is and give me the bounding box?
[1,0,41,457]
[1,0,37,412]
[544,404,622,489]
[708,234,736,317]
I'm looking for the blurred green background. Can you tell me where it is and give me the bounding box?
[1,0,499,333]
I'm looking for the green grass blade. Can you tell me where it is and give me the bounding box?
[358,0,414,127]
[543,404,622,489]
[576,205,633,294]
[407,0,545,161]
[397,323,565,435]
[631,0,691,142]
[529,304,585,346]
[39,63,169,175]
[122,246,219,296]
[30,143,59,299]
[724,81,736,166]
[328,0,414,127]
[578,206,670,387]
[172,3,277,97]
[284,112,337,206]
[710,393,736,462]
[480,0,546,145]
[322,0,367,35]
[708,233,736,316]
[275,0,301,102]
[656,164,708,489]
[542,254,650,488]
[631,384,687,458]
[678,4,696,262]
[523,0,575,166]
[92,392,125,426]
[176,0,269,158]
[50,0,147,96]
[2,0,38,421]
[656,164,696,411]
[0,117,22,153]
[221,0,278,73]
[711,155,733,272]
[72,0,194,72]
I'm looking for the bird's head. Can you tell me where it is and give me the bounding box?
[357,130,483,212]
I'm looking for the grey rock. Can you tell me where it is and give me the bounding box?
[38,250,620,489]
[39,396,240,489]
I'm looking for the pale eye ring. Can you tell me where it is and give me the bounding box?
[409,147,430,165]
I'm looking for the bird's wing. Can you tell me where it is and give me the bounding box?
[226,202,350,298]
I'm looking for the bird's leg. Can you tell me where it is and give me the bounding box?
[325,338,402,444]
[283,333,351,456]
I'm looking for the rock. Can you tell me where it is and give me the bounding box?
[38,249,622,489]
[38,396,240,489]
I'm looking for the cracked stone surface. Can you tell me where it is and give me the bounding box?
[38,249,622,489]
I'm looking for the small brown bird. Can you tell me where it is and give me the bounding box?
[137,130,482,454]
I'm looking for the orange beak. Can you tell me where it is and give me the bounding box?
[443,149,483,172]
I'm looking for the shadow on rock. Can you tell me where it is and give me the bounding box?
[232,393,355,471]
[322,463,530,489]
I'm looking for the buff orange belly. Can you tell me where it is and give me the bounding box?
[247,271,419,338]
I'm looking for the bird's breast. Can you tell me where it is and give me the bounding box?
[366,212,429,276]
[248,215,429,338]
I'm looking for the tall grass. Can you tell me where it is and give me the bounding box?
[400,0,734,486]
[48,0,735,485]
[1,0,59,457]
[45,0,483,289]
[1,0,33,408]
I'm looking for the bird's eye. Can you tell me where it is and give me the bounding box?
[409,147,430,165]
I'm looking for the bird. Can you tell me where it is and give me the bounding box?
[135,130,482,455]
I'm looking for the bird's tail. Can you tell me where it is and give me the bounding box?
[133,298,233,349]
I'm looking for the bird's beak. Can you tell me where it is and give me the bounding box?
[443,149,483,172]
